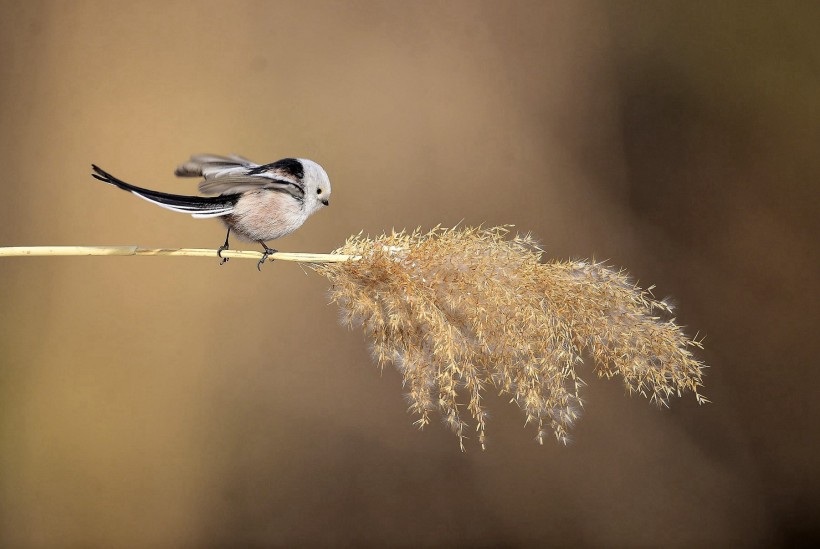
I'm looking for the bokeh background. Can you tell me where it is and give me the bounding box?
[1,1,818,546]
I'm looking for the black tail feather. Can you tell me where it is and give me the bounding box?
[91,164,239,215]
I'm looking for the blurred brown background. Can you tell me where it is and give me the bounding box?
[1,1,818,546]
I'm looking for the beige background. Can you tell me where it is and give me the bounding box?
[1,1,818,546]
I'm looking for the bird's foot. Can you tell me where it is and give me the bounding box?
[258,246,278,271]
[217,244,230,265]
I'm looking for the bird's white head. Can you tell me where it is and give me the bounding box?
[298,158,332,216]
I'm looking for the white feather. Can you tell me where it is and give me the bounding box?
[131,192,233,218]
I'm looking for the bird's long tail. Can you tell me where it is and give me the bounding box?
[91,165,237,218]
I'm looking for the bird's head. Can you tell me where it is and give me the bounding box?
[298,158,331,214]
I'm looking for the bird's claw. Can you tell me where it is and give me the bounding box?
[257,247,278,271]
[217,245,230,265]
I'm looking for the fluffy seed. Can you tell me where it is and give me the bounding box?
[314,226,707,449]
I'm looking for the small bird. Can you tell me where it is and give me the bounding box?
[92,154,331,270]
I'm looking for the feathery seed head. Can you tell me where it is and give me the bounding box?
[314,226,707,450]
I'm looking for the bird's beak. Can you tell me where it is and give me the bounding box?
[321,199,330,206]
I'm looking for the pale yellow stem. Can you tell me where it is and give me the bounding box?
[0,246,357,263]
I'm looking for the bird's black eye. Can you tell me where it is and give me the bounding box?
[317,188,322,195]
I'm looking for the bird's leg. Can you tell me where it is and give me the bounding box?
[257,241,278,271]
[217,227,231,265]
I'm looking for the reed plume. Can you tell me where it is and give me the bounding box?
[314,226,707,450]
[0,228,707,449]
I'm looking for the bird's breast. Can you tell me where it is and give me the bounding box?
[227,190,308,242]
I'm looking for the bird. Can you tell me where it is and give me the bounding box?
[91,154,331,270]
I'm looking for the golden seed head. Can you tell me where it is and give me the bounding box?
[314,226,707,449]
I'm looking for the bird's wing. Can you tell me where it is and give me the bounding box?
[174,153,258,178]
[194,158,307,201]
[174,153,267,195]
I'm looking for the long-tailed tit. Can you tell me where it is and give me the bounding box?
[92,154,331,269]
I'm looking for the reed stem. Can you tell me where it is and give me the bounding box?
[0,245,357,263]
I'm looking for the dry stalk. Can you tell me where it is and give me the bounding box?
[0,246,355,263]
[314,226,707,450]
